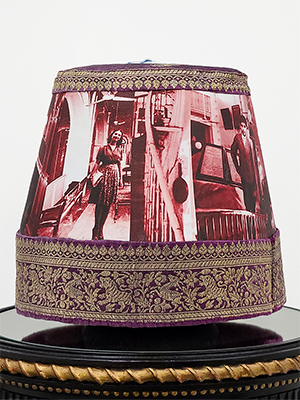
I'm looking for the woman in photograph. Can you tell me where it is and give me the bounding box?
[89,130,123,240]
[231,116,257,213]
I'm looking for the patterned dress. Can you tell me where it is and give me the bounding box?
[89,145,122,207]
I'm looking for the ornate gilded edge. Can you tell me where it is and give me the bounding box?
[15,230,286,327]
[52,66,250,95]
[1,356,299,385]
[1,375,299,398]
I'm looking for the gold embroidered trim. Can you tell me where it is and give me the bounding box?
[52,67,250,94]
[1,356,299,385]
[15,232,286,325]
[16,233,281,264]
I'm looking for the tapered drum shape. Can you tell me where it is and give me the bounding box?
[3,64,299,400]
[15,64,286,327]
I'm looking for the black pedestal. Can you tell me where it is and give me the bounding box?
[1,306,299,399]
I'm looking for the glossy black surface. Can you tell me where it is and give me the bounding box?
[0,306,299,368]
[1,306,299,399]
[2,306,300,344]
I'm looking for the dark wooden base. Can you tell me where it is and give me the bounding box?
[1,306,299,399]
[1,370,300,399]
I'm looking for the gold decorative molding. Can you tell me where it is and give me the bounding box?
[0,376,300,399]
[1,375,299,398]
[1,355,299,385]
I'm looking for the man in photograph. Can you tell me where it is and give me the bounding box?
[231,116,257,213]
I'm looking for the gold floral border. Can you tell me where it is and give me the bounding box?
[15,232,281,264]
[15,232,286,325]
[52,66,250,94]
[1,355,299,385]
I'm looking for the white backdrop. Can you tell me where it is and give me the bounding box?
[0,0,299,311]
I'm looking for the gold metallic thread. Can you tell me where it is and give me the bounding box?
[52,67,250,95]
[15,233,286,324]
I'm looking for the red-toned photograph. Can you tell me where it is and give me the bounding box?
[20,89,275,242]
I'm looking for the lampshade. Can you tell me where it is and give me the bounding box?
[15,63,286,327]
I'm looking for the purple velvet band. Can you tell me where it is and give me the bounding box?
[70,63,244,74]
[52,63,250,95]
[15,230,286,327]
